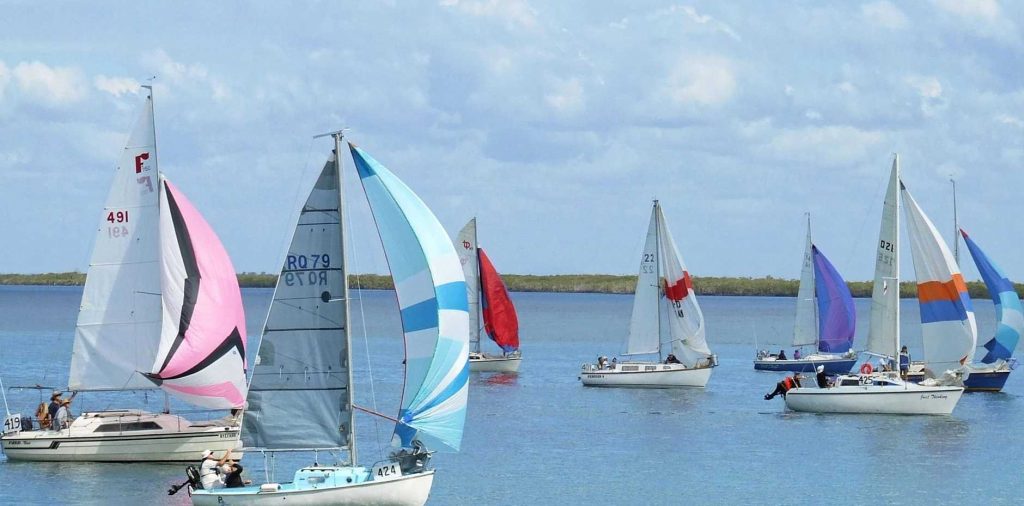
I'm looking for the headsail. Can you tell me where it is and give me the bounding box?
[351,145,469,452]
[657,204,711,367]
[793,216,817,347]
[244,154,352,450]
[147,178,247,409]
[867,156,900,358]
[812,245,855,353]
[70,92,163,391]
[901,184,977,371]
[960,229,1021,363]
[624,203,661,355]
[478,248,519,353]
[455,219,481,352]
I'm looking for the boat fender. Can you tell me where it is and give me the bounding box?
[860,363,873,375]
[260,484,281,492]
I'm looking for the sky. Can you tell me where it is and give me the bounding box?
[1,1,1022,281]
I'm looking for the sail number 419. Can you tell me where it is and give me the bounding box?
[372,462,403,482]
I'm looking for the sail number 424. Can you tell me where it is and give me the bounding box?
[372,462,403,482]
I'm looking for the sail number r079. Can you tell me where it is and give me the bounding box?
[286,254,331,270]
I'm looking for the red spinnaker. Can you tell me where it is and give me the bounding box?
[478,248,519,352]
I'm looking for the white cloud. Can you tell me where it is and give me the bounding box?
[805,109,822,120]
[765,125,884,166]
[440,0,537,28]
[904,75,946,116]
[679,5,741,41]
[664,55,736,106]
[861,1,908,30]
[932,0,1000,21]
[0,60,9,97]
[996,114,1024,128]
[544,77,584,114]
[94,75,140,97]
[931,0,1020,45]
[12,61,87,106]
[145,49,230,100]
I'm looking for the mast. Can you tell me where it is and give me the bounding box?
[329,131,356,465]
[950,177,959,264]
[143,85,159,180]
[654,200,663,362]
[473,219,482,354]
[894,155,902,367]
[808,213,820,351]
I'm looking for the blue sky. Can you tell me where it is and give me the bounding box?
[1,1,1022,281]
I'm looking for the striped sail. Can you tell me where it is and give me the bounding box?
[351,145,469,452]
[793,217,817,347]
[867,156,900,358]
[961,229,1022,363]
[147,178,247,409]
[455,219,482,353]
[70,92,163,391]
[244,154,351,449]
[658,204,711,366]
[812,245,855,353]
[624,203,661,355]
[901,184,977,371]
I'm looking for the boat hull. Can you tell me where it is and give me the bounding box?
[1,410,241,463]
[469,355,521,373]
[191,468,434,506]
[963,369,1011,392]
[784,382,963,415]
[753,356,855,374]
[579,362,712,388]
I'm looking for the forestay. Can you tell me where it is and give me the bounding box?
[479,248,519,353]
[456,219,482,352]
[867,157,900,358]
[793,217,817,347]
[244,154,351,450]
[70,93,163,391]
[148,178,247,409]
[351,145,469,452]
[960,230,1019,364]
[624,203,661,356]
[657,204,711,367]
[812,245,855,353]
[902,184,977,371]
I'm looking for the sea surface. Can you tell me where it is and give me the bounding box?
[0,285,1021,505]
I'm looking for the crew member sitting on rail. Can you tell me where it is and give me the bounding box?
[764,373,802,400]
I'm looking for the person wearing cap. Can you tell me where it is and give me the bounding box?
[54,399,72,430]
[899,346,910,379]
[200,449,233,490]
[815,365,829,388]
[47,391,62,429]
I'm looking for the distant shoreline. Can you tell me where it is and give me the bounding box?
[0,272,1008,299]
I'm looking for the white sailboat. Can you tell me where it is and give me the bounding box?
[754,214,858,373]
[190,133,469,505]
[579,200,716,388]
[785,155,966,415]
[456,218,522,373]
[1,88,248,462]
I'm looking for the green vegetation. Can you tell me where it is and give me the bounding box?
[0,272,1013,299]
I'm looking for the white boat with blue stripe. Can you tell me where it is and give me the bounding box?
[190,133,469,505]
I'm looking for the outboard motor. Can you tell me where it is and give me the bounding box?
[168,465,202,496]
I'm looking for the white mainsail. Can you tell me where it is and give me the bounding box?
[657,205,711,366]
[867,156,901,359]
[456,218,481,352]
[792,215,817,347]
[244,153,352,450]
[69,91,163,391]
[624,203,661,356]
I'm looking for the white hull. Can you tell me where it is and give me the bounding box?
[1,410,241,462]
[579,362,713,388]
[784,375,963,415]
[469,354,521,373]
[191,469,434,506]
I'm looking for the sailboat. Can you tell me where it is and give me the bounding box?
[958,229,1020,391]
[1,88,248,462]
[456,218,522,373]
[579,200,716,388]
[191,133,469,505]
[754,215,857,374]
[785,155,966,415]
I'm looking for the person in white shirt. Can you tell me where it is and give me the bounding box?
[54,400,72,430]
[200,449,233,490]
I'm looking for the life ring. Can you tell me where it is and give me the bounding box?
[860,363,873,375]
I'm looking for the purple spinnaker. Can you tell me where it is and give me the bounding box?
[813,245,855,353]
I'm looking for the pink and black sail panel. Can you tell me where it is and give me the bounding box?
[148,178,247,409]
[478,248,519,353]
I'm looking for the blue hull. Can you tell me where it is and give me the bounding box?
[964,370,1011,392]
[753,358,855,374]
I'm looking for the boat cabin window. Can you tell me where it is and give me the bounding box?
[94,421,163,432]
[645,366,657,371]
[840,378,860,386]
[621,366,639,372]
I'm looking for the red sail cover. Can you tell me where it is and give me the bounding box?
[478,248,519,352]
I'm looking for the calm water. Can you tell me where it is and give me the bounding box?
[0,286,1021,505]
